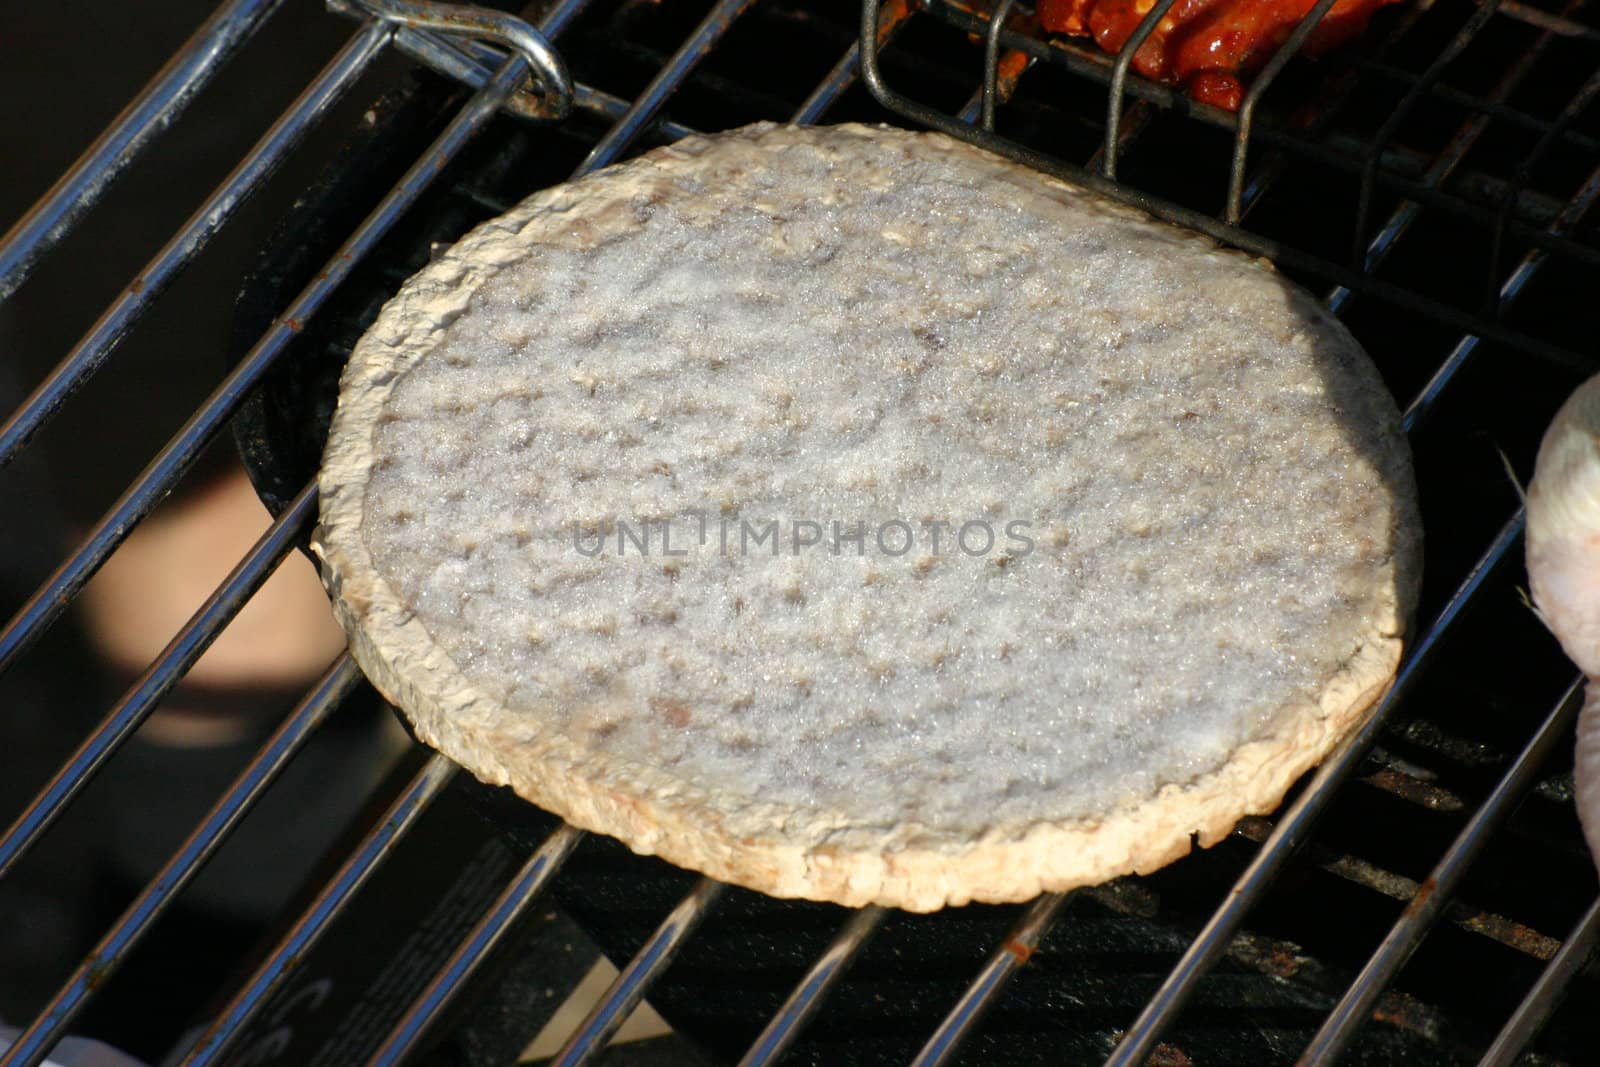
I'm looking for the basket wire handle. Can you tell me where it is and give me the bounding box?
[980,0,1018,131]
[1103,0,1180,181]
[334,0,574,120]
[1224,0,1340,224]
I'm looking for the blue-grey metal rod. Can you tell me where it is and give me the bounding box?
[178,753,457,1067]
[956,46,1033,128]
[391,34,699,141]
[0,0,285,302]
[1350,0,1505,271]
[0,482,318,882]
[1297,676,1585,1064]
[738,906,886,1066]
[578,0,756,176]
[792,38,872,126]
[575,85,696,141]
[1102,0,1180,180]
[1103,509,1526,1067]
[979,0,1018,131]
[791,0,912,130]
[344,0,572,120]
[0,0,587,682]
[1225,0,1340,223]
[1231,0,1433,217]
[0,655,363,1067]
[379,25,558,123]
[0,21,391,470]
[1478,893,1600,1067]
[912,892,1068,1067]
[552,878,725,1067]
[793,45,864,127]
[1326,0,1569,317]
[370,824,584,1065]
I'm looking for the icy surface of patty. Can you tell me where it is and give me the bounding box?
[351,123,1412,839]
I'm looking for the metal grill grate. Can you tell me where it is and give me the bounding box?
[2,0,1598,1064]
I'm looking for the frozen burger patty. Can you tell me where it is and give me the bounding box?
[315,122,1421,910]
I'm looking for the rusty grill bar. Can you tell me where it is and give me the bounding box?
[1,0,1597,1064]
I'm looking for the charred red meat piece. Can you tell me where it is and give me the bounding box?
[1037,0,1399,110]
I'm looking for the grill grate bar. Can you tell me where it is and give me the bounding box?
[0,5,590,682]
[1328,0,1578,318]
[1488,61,1600,301]
[0,482,318,881]
[1352,0,1504,267]
[336,0,573,121]
[1479,893,1600,1067]
[405,28,584,99]
[381,0,588,117]
[956,47,1032,127]
[931,0,1213,114]
[792,0,910,127]
[1103,508,1527,1066]
[1284,137,1600,280]
[1225,817,1564,961]
[1222,8,1414,227]
[1497,0,1599,37]
[912,892,1072,1067]
[1230,0,1440,227]
[1341,145,1578,229]
[390,26,522,105]
[1225,0,1341,223]
[414,34,702,143]
[433,20,868,199]
[1102,0,1181,181]
[175,752,456,1067]
[795,42,885,125]
[1298,675,1586,1063]
[371,824,584,1065]
[551,877,726,1067]
[977,0,1019,131]
[1350,54,1600,157]
[1403,158,1600,433]
[794,44,867,126]
[0,0,284,302]
[737,906,887,1067]
[438,20,872,208]
[0,655,365,1067]
[578,0,758,177]
[1232,0,1428,225]
[574,84,698,140]
[0,22,390,471]
[1085,100,1152,172]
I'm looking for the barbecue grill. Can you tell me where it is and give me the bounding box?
[2,0,1598,1063]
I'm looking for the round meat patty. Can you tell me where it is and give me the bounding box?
[314,122,1422,911]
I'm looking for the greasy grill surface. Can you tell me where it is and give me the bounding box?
[2,0,1598,1063]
